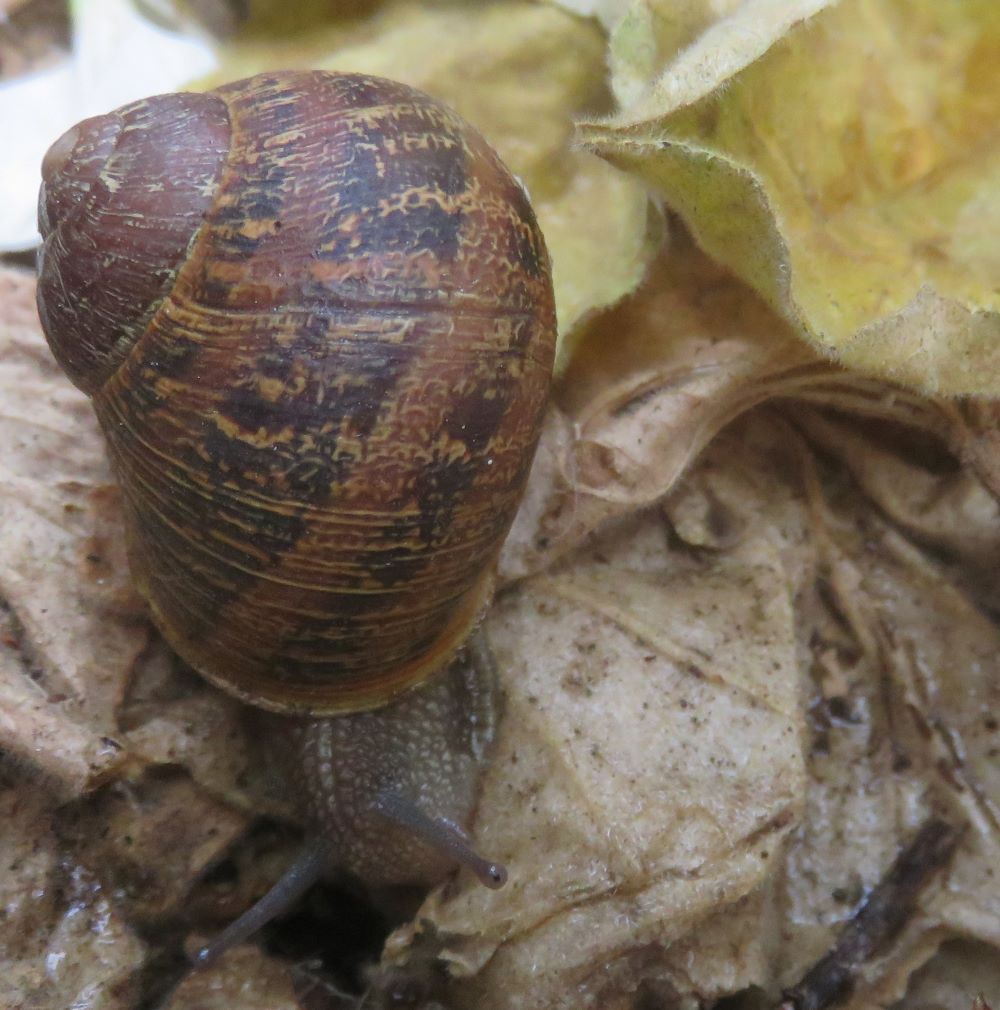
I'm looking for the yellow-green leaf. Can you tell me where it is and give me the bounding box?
[583,0,1000,395]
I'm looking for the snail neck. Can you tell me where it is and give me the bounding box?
[192,789,506,969]
[286,637,502,888]
[193,637,505,965]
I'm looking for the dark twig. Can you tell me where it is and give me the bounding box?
[778,817,962,1010]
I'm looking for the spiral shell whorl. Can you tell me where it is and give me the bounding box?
[37,71,556,715]
[39,114,121,231]
[37,93,231,394]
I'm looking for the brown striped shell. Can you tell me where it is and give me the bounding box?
[37,71,556,716]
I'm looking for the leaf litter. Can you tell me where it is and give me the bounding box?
[6,216,1000,1005]
[2,0,1000,1007]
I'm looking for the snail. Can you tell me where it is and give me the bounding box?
[35,70,556,963]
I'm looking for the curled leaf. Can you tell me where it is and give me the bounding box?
[583,0,1000,394]
[498,231,913,580]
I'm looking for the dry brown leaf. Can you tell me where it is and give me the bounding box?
[949,401,1000,510]
[496,405,576,584]
[0,268,274,814]
[896,939,1000,1008]
[57,770,252,926]
[790,407,1000,612]
[163,945,300,1009]
[497,229,951,582]
[493,234,825,579]
[0,775,145,1009]
[382,497,804,1008]
[374,407,1000,1007]
[0,267,147,794]
[0,267,289,1002]
[117,639,280,818]
[673,415,1000,1006]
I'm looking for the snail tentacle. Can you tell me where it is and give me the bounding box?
[372,790,507,890]
[193,836,329,969]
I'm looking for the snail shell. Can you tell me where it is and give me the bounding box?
[37,71,556,716]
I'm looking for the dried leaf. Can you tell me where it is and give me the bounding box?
[384,506,804,1008]
[380,406,1000,1007]
[0,267,284,997]
[790,406,1000,609]
[57,770,252,925]
[582,0,1000,395]
[0,778,145,1009]
[0,269,148,794]
[0,268,275,816]
[666,417,1000,1005]
[884,939,1000,1009]
[710,421,1000,1006]
[780,820,961,1010]
[495,231,922,579]
[164,945,300,1010]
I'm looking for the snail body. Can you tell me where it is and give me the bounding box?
[36,71,555,945]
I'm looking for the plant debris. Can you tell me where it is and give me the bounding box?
[779,818,962,1010]
[2,2,1000,1007]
